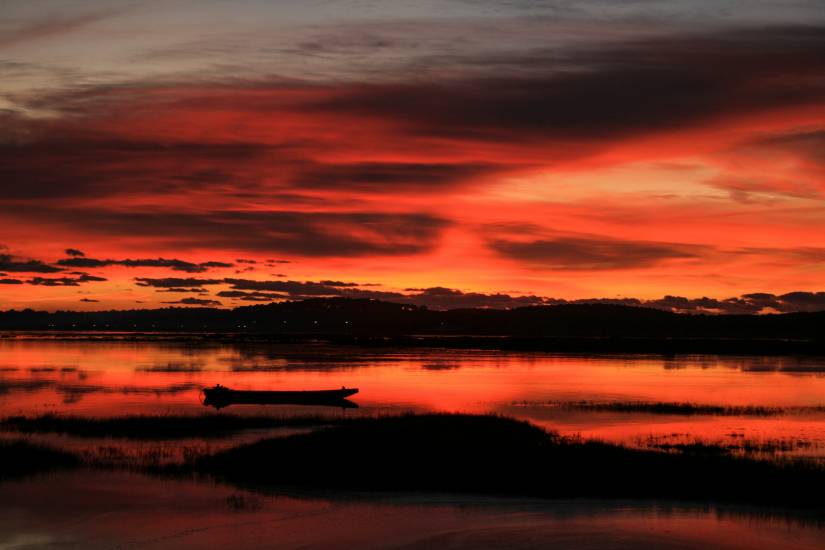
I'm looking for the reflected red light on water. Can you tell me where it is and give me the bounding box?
[1,340,824,457]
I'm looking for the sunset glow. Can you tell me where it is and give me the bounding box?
[2,1,825,312]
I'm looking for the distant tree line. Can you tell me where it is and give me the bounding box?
[1,299,824,345]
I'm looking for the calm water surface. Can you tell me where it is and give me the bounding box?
[1,471,823,550]
[1,337,825,457]
[2,336,825,547]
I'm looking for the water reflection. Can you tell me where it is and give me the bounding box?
[1,338,824,458]
[0,470,823,549]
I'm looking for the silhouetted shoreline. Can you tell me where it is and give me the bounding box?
[2,299,825,355]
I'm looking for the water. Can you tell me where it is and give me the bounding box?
[2,336,825,547]
[0,471,823,549]
[1,337,824,458]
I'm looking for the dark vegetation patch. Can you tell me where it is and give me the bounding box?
[2,414,824,507]
[2,300,825,356]
[0,414,336,439]
[197,414,825,508]
[652,439,818,456]
[0,439,78,480]
[514,401,825,416]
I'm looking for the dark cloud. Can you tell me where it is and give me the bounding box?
[312,26,825,143]
[27,273,106,286]
[5,25,819,207]
[135,277,222,288]
[564,297,644,307]
[0,26,821,232]
[55,258,109,268]
[319,280,360,287]
[776,291,825,312]
[77,273,106,282]
[115,258,229,271]
[162,297,223,306]
[646,295,742,314]
[488,236,702,269]
[0,116,510,202]
[12,208,448,257]
[615,292,825,314]
[79,298,99,302]
[0,137,276,200]
[220,278,547,308]
[57,257,233,273]
[398,287,546,309]
[222,277,394,302]
[215,276,825,313]
[65,248,85,257]
[216,290,286,302]
[27,277,80,287]
[0,278,23,285]
[0,254,62,273]
[224,278,347,295]
[155,288,209,294]
[289,161,507,191]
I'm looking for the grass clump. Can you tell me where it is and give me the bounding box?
[197,413,825,509]
[0,439,78,480]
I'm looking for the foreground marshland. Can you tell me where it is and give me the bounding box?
[0,439,77,480]
[3,413,824,510]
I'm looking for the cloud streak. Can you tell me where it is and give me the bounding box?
[488,236,703,270]
[57,256,233,273]
[0,253,62,273]
[9,208,450,257]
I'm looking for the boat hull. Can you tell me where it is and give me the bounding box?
[202,387,359,409]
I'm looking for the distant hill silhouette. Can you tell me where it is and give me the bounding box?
[2,299,825,353]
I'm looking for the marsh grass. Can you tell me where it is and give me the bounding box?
[197,413,825,509]
[77,442,217,469]
[2,413,824,508]
[635,433,823,460]
[513,400,825,416]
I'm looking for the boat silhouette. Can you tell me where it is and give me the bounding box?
[201,385,359,410]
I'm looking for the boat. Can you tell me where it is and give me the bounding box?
[201,384,359,409]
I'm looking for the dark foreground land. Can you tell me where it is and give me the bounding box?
[3,414,823,509]
[0,439,77,481]
[4,298,825,355]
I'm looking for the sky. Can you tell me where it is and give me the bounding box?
[1,0,825,313]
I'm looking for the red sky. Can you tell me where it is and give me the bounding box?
[1,1,825,313]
